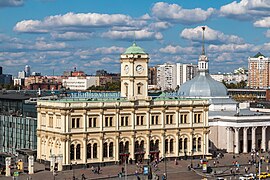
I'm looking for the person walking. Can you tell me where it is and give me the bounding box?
[162,173,167,180]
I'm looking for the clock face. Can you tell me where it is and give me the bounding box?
[136,65,144,73]
[124,65,129,74]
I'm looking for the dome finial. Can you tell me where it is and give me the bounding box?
[202,26,206,55]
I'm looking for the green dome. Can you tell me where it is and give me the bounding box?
[123,42,147,54]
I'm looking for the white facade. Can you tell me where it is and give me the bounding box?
[211,73,248,83]
[18,71,26,79]
[157,63,197,91]
[176,63,198,87]
[62,76,100,90]
[157,63,177,91]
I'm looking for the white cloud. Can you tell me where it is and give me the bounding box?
[220,0,270,20]
[254,17,270,28]
[148,22,171,31]
[14,12,147,33]
[102,30,163,41]
[34,41,67,50]
[0,0,24,7]
[180,26,244,44]
[159,45,196,54]
[208,44,253,53]
[265,29,270,37]
[51,32,93,41]
[151,2,215,24]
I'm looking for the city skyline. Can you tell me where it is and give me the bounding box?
[1,0,270,75]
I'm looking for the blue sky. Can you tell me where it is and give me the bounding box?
[1,0,270,76]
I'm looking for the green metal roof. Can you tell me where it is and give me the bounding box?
[123,42,147,55]
[254,52,265,58]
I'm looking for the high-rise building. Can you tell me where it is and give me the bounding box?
[248,52,270,89]
[25,65,31,77]
[176,63,198,87]
[156,63,198,91]
[157,63,177,91]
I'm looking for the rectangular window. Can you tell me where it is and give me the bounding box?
[41,114,46,126]
[151,116,154,125]
[105,116,113,127]
[121,117,124,126]
[56,115,61,128]
[110,117,113,126]
[140,116,144,125]
[136,115,144,125]
[72,118,76,128]
[125,116,128,126]
[180,114,187,124]
[76,118,80,128]
[105,117,109,127]
[155,116,159,124]
[165,114,173,124]
[138,86,141,94]
[93,117,97,127]
[88,117,97,127]
[89,118,92,127]
[48,116,53,127]
[136,116,140,125]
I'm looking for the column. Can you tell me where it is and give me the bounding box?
[146,134,150,157]
[131,110,135,129]
[161,133,166,157]
[175,108,179,127]
[262,126,267,152]
[226,127,232,153]
[243,127,249,153]
[130,135,135,160]
[252,127,257,151]
[99,137,103,162]
[146,110,150,129]
[83,136,87,164]
[115,136,119,163]
[161,110,165,128]
[65,139,70,165]
[234,128,240,154]
[176,132,180,157]
[99,111,103,131]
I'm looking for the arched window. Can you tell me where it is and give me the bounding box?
[119,142,124,154]
[103,142,108,158]
[165,139,169,153]
[87,143,91,159]
[179,138,183,152]
[192,138,197,152]
[198,137,202,152]
[184,138,188,152]
[70,144,75,160]
[135,141,139,152]
[93,143,97,158]
[170,139,174,153]
[76,144,81,160]
[155,140,159,151]
[124,141,129,153]
[150,140,154,151]
[140,140,144,151]
[109,142,113,157]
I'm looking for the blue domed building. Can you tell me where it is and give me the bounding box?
[179,27,270,154]
[178,28,237,111]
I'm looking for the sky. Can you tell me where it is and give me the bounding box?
[1,0,270,76]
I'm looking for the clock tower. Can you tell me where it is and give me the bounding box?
[120,42,149,100]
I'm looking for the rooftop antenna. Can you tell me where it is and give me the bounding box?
[202,26,206,55]
[133,31,136,45]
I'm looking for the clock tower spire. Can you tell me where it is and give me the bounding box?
[120,42,149,100]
